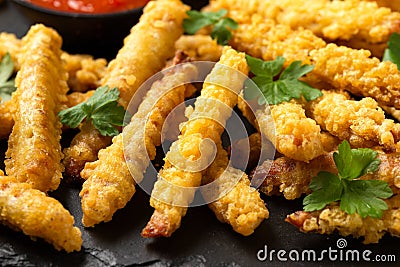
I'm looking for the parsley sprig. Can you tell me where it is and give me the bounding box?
[0,52,16,103]
[58,86,126,136]
[183,9,238,45]
[244,55,322,105]
[383,32,400,70]
[303,141,393,219]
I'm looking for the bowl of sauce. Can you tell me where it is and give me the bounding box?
[11,0,151,59]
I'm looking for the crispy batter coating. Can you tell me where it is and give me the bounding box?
[366,0,400,12]
[142,47,249,238]
[209,0,400,56]
[307,44,400,108]
[0,176,82,252]
[5,24,68,192]
[256,102,325,162]
[203,143,269,236]
[252,151,400,200]
[64,90,95,108]
[61,53,107,92]
[309,91,400,151]
[0,32,21,70]
[0,100,14,139]
[175,35,223,62]
[80,59,198,227]
[63,0,189,180]
[286,195,400,244]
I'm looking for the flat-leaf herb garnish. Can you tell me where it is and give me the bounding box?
[183,9,238,45]
[244,55,322,105]
[58,86,126,136]
[383,32,400,70]
[0,52,16,103]
[303,140,393,219]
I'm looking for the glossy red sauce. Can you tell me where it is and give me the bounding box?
[27,0,150,14]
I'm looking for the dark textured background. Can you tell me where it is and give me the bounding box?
[0,0,399,266]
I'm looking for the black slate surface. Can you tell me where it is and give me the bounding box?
[0,0,399,266]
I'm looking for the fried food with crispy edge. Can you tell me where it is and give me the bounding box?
[208,0,400,57]
[366,0,400,12]
[0,100,14,139]
[252,150,400,200]
[5,24,68,192]
[0,175,82,252]
[308,90,400,152]
[141,47,249,238]
[220,9,400,108]
[62,0,190,180]
[175,35,223,62]
[256,102,325,162]
[79,54,198,227]
[286,194,400,244]
[202,142,269,236]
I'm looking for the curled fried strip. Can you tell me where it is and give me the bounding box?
[0,176,82,252]
[203,143,269,236]
[5,24,68,192]
[286,195,400,244]
[308,91,400,152]
[209,0,400,56]
[256,102,325,162]
[142,47,249,238]
[63,0,189,179]
[80,58,198,227]
[252,151,400,200]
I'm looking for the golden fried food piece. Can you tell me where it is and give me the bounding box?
[5,24,68,192]
[366,0,400,11]
[309,90,400,151]
[0,100,14,139]
[252,151,400,200]
[0,176,82,252]
[175,35,223,62]
[286,194,400,244]
[382,105,400,122]
[65,90,95,108]
[0,32,21,70]
[209,0,400,57]
[307,44,400,108]
[61,53,107,92]
[80,56,198,227]
[256,102,325,162]
[63,0,189,180]
[203,143,269,236]
[142,47,249,238]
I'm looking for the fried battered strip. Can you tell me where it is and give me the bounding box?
[308,90,400,151]
[252,151,400,200]
[80,57,198,227]
[0,100,14,139]
[0,176,82,252]
[5,24,68,192]
[62,0,189,179]
[175,35,223,62]
[202,143,269,236]
[286,194,400,244]
[61,53,107,92]
[256,102,325,162]
[209,0,400,57]
[141,47,249,237]
[306,44,400,108]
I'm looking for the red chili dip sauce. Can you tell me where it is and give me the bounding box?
[27,0,150,14]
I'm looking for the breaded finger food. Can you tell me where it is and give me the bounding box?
[62,0,190,180]
[5,24,68,192]
[0,175,82,252]
[142,47,249,238]
[80,53,198,227]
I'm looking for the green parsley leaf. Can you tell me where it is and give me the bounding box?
[58,86,126,136]
[183,9,238,45]
[0,53,16,103]
[383,32,400,70]
[244,55,322,105]
[303,140,393,219]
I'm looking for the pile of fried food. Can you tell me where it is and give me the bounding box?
[1,0,400,252]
